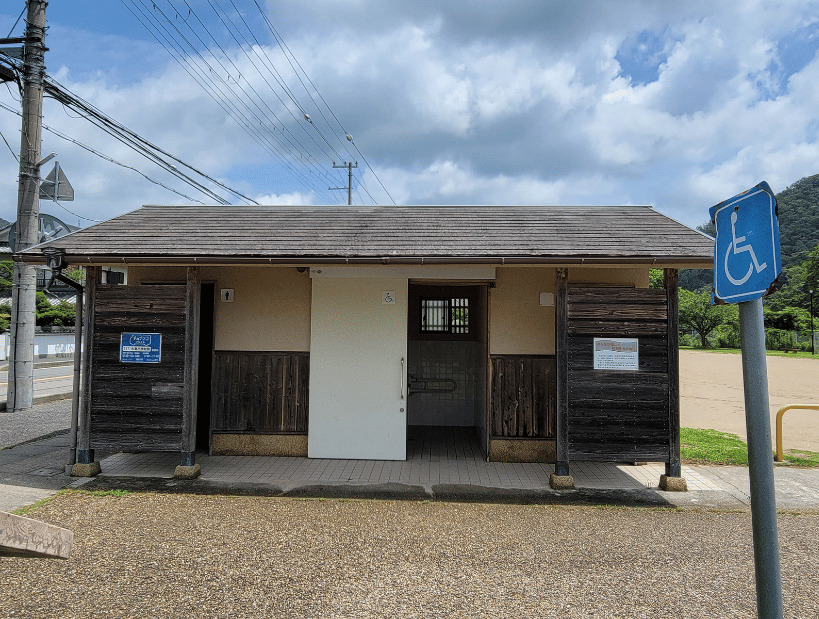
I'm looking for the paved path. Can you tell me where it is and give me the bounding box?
[0,398,71,448]
[2,398,819,513]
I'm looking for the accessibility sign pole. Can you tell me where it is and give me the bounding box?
[738,298,783,619]
[710,181,783,618]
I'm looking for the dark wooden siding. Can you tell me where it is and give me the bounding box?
[490,355,555,438]
[211,351,309,434]
[566,287,670,461]
[89,285,187,451]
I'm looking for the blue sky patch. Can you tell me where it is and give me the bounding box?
[764,21,819,97]
[616,28,676,86]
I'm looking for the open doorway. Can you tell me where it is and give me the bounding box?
[406,284,488,459]
[196,283,215,452]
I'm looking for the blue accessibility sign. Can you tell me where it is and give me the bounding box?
[710,181,781,304]
[120,332,162,364]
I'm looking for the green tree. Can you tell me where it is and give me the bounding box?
[766,241,819,313]
[34,291,75,328]
[764,306,811,332]
[0,301,10,333]
[679,288,727,347]
[0,260,13,294]
[679,221,716,292]
[649,269,664,289]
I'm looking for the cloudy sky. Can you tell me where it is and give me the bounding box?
[0,0,818,229]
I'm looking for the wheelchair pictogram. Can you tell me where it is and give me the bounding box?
[724,209,768,286]
[710,181,780,304]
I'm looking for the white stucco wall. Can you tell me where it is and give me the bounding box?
[127,265,312,352]
[489,267,556,355]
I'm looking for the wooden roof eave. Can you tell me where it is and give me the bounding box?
[15,251,714,269]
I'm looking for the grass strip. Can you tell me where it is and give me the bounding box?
[681,427,819,466]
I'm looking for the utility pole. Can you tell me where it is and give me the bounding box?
[330,161,357,205]
[8,0,47,413]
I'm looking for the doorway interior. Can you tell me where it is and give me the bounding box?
[406,284,488,459]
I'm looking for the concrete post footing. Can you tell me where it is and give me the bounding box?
[659,475,688,492]
[70,462,101,478]
[549,473,575,490]
[173,464,201,480]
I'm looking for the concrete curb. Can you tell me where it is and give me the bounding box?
[76,476,719,509]
[0,359,74,372]
[0,391,73,412]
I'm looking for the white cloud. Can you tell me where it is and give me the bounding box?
[1,0,818,229]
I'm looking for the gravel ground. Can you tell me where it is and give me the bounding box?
[0,399,71,449]
[2,493,819,618]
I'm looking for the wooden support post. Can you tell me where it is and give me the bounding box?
[662,268,684,487]
[553,268,571,482]
[176,266,201,478]
[73,266,98,475]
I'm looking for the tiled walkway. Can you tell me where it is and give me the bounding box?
[99,427,719,492]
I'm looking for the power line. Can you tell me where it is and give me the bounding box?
[51,198,102,224]
[0,128,19,163]
[122,0,394,205]
[43,74,260,205]
[5,5,26,38]
[0,99,206,204]
[250,0,396,205]
[124,0,338,201]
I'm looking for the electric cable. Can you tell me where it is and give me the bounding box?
[44,74,260,205]
[5,5,26,38]
[0,128,19,163]
[251,0,395,204]
[0,98,205,203]
[126,0,389,205]
[126,0,337,200]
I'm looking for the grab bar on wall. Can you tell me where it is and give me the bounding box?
[407,376,458,396]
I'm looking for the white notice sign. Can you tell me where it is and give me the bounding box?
[593,338,639,370]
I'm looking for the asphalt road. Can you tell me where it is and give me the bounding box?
[0,362,74,403]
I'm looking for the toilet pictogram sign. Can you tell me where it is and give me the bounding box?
[710,181,781,304]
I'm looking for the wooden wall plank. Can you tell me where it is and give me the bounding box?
[211,351,309,434]
[565,284,673,464]
[489,355,556,439]
[88,284,188,453]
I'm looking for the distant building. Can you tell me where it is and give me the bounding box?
[0,213,81,298]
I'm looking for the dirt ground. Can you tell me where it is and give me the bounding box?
[3,493,819,618]
[680,350,819,452]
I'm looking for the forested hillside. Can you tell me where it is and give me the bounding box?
[679,173,819,291]
[777,173,819,267]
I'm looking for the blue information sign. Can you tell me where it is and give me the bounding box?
[120,332,162,364]
[709,181,781,304]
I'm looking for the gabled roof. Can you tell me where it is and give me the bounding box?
[19,204,714,267]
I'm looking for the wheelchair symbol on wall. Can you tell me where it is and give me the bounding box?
[724,209,767,286]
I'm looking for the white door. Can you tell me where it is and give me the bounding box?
[308,277,408,460]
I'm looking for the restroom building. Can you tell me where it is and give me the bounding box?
[22,205,713,482]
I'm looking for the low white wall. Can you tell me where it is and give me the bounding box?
[0,332,78,361]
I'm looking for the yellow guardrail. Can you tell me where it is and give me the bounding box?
[775,404,819,462]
